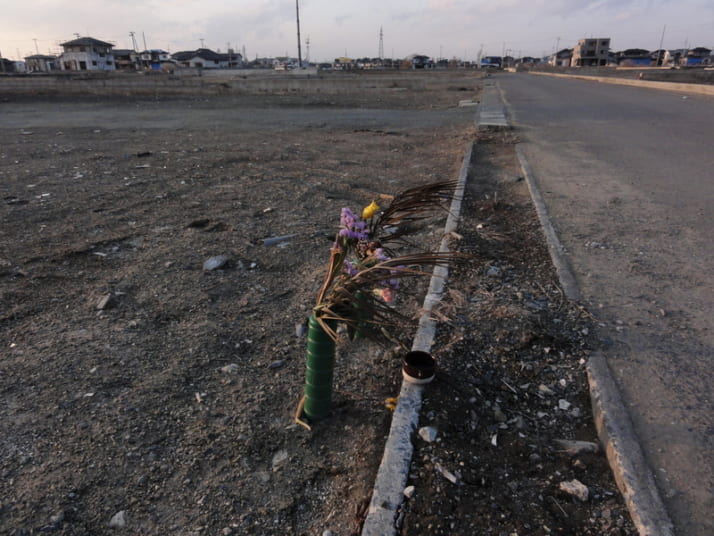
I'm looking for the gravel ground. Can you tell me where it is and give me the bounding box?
[1,72,633,535]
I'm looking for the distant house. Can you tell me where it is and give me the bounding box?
[59,37,115,71]
[572,38,610,66]
[139,49,174,70]
[333,57,355,70]
[680,47,712,66]
[171,48,242,69]
[24,54,57,73]
[410,55,432,69]
[0,57,16,73]
[112,49,139,71]
[616,49,652,67]
[481,56,502,68]
[549,49,573,67]
[650,49,667,66]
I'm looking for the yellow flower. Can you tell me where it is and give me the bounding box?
[362,200,380,219]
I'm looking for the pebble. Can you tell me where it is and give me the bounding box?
[558,399,571,410]
[403,485,416,499]
[96,293,114,310]
[109,510,127,528]
[49,511,65,524]
[538,384,555,396]
[295,322,307,337]
[322,531,334,536]
[203,255,229,271]
[559,479,589,501]
[268,360,285,369]
[486,265,502,278]
[272,449,289,471]
[418,426,438,443]
[219,363,240,375]
[554,439,599,456]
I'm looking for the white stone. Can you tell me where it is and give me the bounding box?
[109,510,127,528]
[559,479,589,501]
[418,426,438,443]
[558,399,571,410]
[272,449,289,471]
[403,485,416,499]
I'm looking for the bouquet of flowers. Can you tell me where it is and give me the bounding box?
[312,180,461,345]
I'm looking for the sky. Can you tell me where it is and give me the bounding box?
[1,0,712,62]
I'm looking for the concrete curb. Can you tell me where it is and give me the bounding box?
[529,71,714,97]
[587,355,675,536]
[514,144,582,302]
[361,142,472,536]
[476,82,510,130]
[503,85,675,536]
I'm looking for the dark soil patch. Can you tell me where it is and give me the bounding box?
[399,133,635,535]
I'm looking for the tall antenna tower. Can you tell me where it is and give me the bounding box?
[378,26,384,59]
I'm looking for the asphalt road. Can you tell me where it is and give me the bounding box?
[497,73,713,536]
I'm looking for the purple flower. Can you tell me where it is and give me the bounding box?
[343,260,359,276]
[339,207,369,241]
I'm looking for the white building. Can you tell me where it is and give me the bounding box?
[59,37,115,71]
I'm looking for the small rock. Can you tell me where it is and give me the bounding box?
[203,255,229,271]
[486,265,502,278]
[295,322,307,338]
[219,364,240,375]
[558,399,571,411]
[272,449,289,471]
[268,360,285,369]
[222,527,233,535]
[49,511,65,524]
[403,485,416,499]
[538,384,555,396]
[322,531,334,536]
[96,293,114,310]
[418,426,438,443]
[493,407,507,422]
[109,510,127,528]
[554,439,599,456]
[559,479,589,501]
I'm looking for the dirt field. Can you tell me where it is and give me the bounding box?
[1,73,633,535]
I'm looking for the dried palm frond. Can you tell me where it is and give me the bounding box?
[369,180,458,247]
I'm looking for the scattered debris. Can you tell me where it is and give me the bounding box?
[554,439,600,456]
[96,293,114,310]
[559,479,590,501]
[418,426,438,443]
[108,510,127,528]
[272,449,289,472]
[203,255,229,271]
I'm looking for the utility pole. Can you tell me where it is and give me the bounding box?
[657,25,666,66]
[129,32,138,51]
[295,0,302,68]
[305,35,310,63]
[378,26,384,60]
[142,31,148,51]
[33,38,39,55]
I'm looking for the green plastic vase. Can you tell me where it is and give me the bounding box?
[303,314,336,420]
